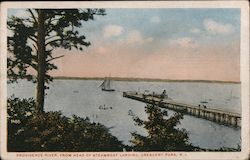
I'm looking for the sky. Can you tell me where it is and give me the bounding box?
[9,8,241,81]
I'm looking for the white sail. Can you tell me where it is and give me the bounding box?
[106,79,111,89]
[100,77,115,91]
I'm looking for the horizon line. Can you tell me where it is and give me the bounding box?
[53,76,240,84]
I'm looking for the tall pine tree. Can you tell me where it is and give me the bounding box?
[7,9,105,113]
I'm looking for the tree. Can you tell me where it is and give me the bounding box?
[7,9,105,113]
[130,104,196,151]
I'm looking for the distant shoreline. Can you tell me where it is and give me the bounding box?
[53,76,240,84]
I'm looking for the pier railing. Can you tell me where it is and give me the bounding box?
[123,91,241,128]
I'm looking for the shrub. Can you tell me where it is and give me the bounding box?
[7,96,124,151]
[130,104,196,151]
[7,96,36,150]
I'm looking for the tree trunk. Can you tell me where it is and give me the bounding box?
[36,9,46,113]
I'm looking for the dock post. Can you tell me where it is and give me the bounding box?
[235,117,238,127]
[215,113,218,121]
[201,110,204,117]
[232,117,236,126]
[202,110,205,117]
[203,110,207,119]
[204,111,207,119]
[194,108,197,116]
[215,113,219,122]
[196,108,199,116]
[228,116,232,126]
[192,108,195,115]
[206,111,210,119]
[229,116,237,126]
[207,112,210,120]
[220,114,225,124]
[208,112,211,120]
[232,117,238,127]
[236,117,240,127]
[219,114,222,123]
[225,115,229,125]
[187,107,191,115]
[175,105,178,111]
[211,112,215,121]
[210,112,213,120]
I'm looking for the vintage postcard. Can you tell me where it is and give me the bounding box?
[0,1,249,160]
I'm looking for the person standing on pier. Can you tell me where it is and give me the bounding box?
[161,90,167,99]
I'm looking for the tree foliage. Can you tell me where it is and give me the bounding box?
[7,9,106,112]
[130,104,196,151]
[7,9,105,84]
[7,96,124,151]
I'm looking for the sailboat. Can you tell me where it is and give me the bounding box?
[99,77,115,91]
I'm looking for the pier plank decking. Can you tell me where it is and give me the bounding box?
[123,91,241,127]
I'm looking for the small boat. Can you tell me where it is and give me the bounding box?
[200,101,208,104]
[128,109,135,116]
[99,77,115,91]
[98,104,113,110]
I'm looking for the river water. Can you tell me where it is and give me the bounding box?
[8,79,241,149]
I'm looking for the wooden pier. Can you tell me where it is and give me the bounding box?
[123,91,241,128]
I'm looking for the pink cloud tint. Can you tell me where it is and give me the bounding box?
[49,40,240,82]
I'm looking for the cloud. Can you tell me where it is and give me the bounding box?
[120,30,154,45]
[169,37,199,49]
[203,19,234,35]
[103,24,124,38]
[190,28,200,34]
[151,16,161,24]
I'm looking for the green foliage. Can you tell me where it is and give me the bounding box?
[7,96,36,150]
[8,96,124,151]
[130,104,196,151]
[7,9,105,84]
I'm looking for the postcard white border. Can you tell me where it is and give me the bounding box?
[0,1,249,160]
